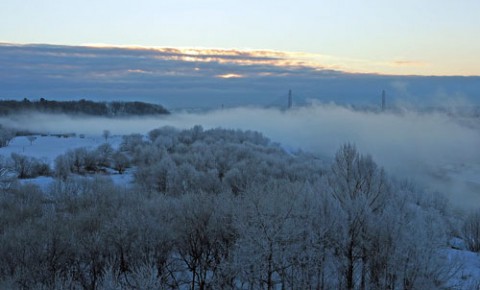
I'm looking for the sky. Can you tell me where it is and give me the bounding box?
[1,0,480,76]
[1,43,479,108]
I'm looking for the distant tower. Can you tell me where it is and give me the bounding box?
[381,90,386,111]
[288,89,293,109]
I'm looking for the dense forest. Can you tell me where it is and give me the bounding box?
[0,99,170,116]
[0,126,477,289]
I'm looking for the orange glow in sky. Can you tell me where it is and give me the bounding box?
[79,44,477,76]
[1,0,480,76]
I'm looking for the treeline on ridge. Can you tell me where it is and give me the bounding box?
[0,98,170,116]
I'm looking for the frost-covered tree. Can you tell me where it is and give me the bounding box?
[0,128,462,289]
[0,125,15,148]
[326,144,390,290]
[233,183,307,290]
[54,154,73,180]
[112,151,129,174]
[70,147,88,173]
[328,143,389,212]
[135,153,177,193]
[462,209,480,252]
[173,193,236,290]
[325,144,451,290]
[95,143,114,167]
[9,154,50,179]
[120,133,145,153]
[148,126,178,143]
[11,153,34,179]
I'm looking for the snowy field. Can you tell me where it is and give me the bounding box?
[0,135,122,165]
[0,134,133,189]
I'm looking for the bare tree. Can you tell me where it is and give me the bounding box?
[10,153,33,179]
[0,126,15,147]
[102,130,111,142]
[112,151,129,174]
[462,209,480,252]
[27,135,37,145]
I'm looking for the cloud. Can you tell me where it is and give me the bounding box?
[1,43,480,109]
[216,73,243,79]
[391,60,428,67]
[1,104,479,208]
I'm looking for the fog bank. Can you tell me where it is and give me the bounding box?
[2,104,479,207]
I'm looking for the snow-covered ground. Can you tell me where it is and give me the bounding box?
[445,238,480,289]
[0,134,131,188]
[0,135,122,166]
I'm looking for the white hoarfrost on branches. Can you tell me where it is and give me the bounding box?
[0,125,475,289]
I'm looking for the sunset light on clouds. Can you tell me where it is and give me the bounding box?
[2,43,479,109]
[1,0,480,76]
[1,1,480,108]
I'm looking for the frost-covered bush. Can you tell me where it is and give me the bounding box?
[131,126,324,195]
[10,153,51,179]
[0,125,15,147]
[462,210,480,252]
[54,144,129,178]
[0,128,460,289]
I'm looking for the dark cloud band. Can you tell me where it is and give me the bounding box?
[0,43,479,108]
